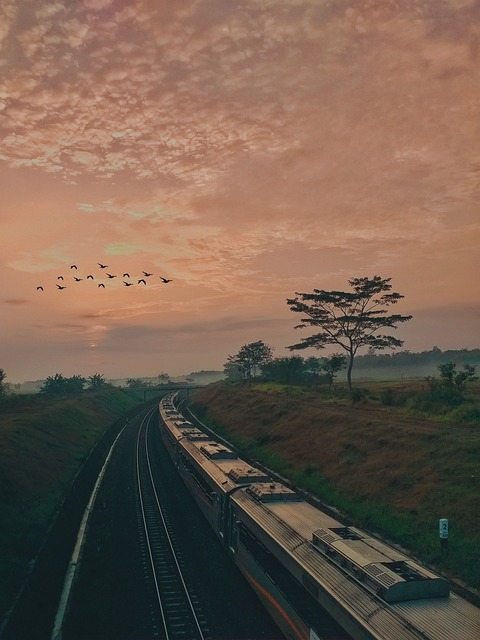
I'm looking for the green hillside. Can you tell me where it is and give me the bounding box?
[189,381,480,593]
[0,388,141,621]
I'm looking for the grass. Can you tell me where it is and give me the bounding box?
[189,380,480,591]
[0,388,141,620]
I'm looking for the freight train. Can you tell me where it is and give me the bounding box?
[158,394,480,640]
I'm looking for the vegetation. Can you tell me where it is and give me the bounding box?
[287,275,412,389]
[224,340,274,382]
[0,387,142,620]
[190,377,480,590]
[0,368,6,396]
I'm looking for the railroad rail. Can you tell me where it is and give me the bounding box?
[135,408,210,640]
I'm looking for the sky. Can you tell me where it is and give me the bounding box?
[1,0,479,383]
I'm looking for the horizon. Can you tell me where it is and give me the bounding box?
[2,1,479,384]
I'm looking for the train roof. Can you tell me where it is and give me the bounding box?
[230,490,480,639]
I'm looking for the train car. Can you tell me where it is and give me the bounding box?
[158,395,480,640]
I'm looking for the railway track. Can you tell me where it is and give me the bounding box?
[135,408,210,640]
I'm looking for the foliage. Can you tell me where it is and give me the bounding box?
[321,353,347,388]
[261,356,307,385]
[224,340,274,382]
[87,373,108,390]
[40,373,86,395]
[287,275,412,390]
[125,377,149,389]
[260,354,345,388]
[0,368,6,395]
[437,362,478,390]
[157,372,171,384]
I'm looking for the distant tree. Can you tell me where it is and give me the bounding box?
[225,340,274,382]
[40,373,67,395]
[126,378,146,389]
[438,362,478,391]
[321,353,347,388]
[157,372,171,385]
[287,275,412,390]
[262,356,306,385]
[41,373,87,395]
[65,374,86,394]
[0,368,6,395]
[88,373,107,390]
[224,360,243,381]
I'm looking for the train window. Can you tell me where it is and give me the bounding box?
[179,453,215,504]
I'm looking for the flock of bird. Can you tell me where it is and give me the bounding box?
[36,263,173,291]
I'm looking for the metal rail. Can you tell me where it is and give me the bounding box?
[135,407,207,640]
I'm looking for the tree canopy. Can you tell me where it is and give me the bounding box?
[225,340,274,382]
[40,373,86,395]
[287,275,412,390]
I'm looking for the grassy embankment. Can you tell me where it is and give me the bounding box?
[190,380,480,591]
[0,388,141,621]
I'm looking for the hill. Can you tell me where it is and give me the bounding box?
[0,388,141,622]
[189,381,480,593]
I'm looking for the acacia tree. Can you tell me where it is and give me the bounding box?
[287,276,412,390]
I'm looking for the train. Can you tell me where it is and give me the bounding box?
[158,394,480,640]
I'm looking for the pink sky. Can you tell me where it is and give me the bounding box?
[1,0,479,383]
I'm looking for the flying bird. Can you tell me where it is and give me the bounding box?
[87,275,94,280]
[57,276,64,280]
[98,283,105,288]
[73,277,83,282]
[142,271,153,277]
[160,277,172,283]
[123,273,130,278]
[106,273,117,279]
[36,286,43,291]
[138,279,146,285]
[70,264,77,269]
[56,285,66,290]
[123,281,134,286]
[98,263,108,268]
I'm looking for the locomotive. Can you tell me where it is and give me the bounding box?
[158,394,480,640]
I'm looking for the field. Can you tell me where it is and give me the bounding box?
[190,379,480,593]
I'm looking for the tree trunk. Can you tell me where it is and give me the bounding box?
[347,353,354,391]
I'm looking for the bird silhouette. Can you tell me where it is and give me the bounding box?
[73,277,83,282]
[160,277,172,283]
[70,265,77,269]
[36,286,43,291]
[57,276,64,280]
[138,279,146,285]
[87,275,94,280]
[98,263,108,268]
[98,283,105,288]
[106,273,117,279]
[123,281,134,286]
[123,273,130,278]
[57,285,66,290]
[142,271,153,277]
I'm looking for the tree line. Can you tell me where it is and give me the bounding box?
[225,275,477,391]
